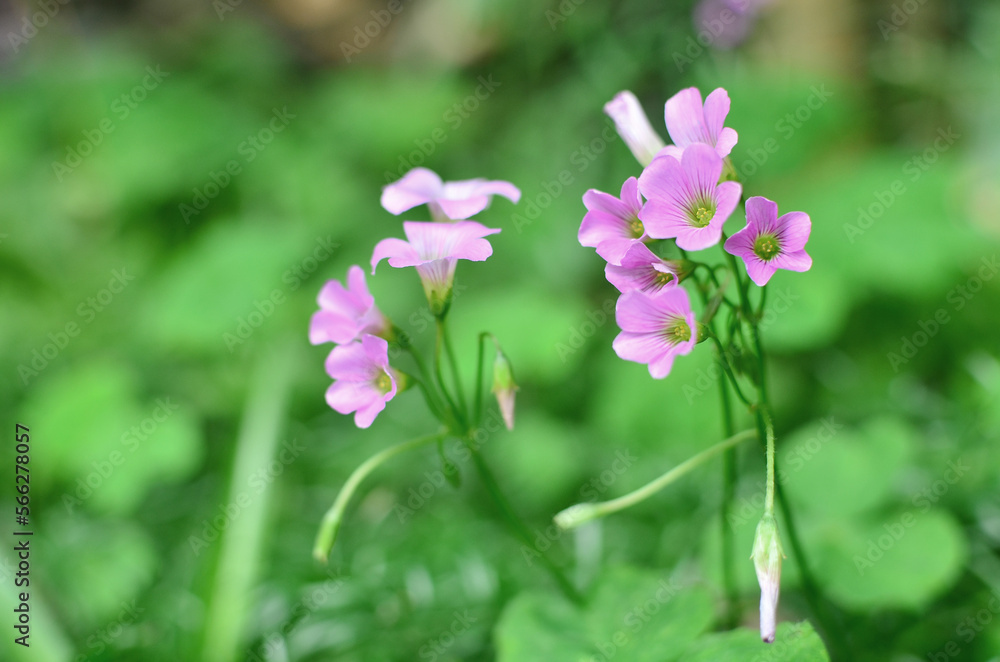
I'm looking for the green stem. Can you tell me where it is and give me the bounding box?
[717,367,739,629]
[313,431,446,562]
[555,430,757,529]
[440,317,468,423]
[433,320,464,427]
[467,445,583,604]
[474,332,492,427]
[709,336,753,407]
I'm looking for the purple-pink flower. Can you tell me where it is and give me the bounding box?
[605,243,687,294]
[579,177,648,265]
[324,334,400,428]
[613,287,698,379]
[381,168,521,221]
[724,196,812,286]
[371,220,501,314]
[638,144,742,251]
[604,91,667,167]
[658,87,739,161]
[309,265,390,345]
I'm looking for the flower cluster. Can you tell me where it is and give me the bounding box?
[582,87,812,381]
[310,168,519,428]
[579,86,813,643]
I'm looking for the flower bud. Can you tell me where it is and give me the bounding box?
[491,349,517,430]
[751,514,785,643]
[604,91,666,167]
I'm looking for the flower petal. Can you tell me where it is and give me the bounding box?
[326,380,379,415]
[353,398,388,428]
[775,211,811,252]
[309,310,359,345]
[371,237,419,273]
[771,249,812,273]
[381,168,443,215]
[680,143,724,200]
[746,196,779,235]
[744,256,777,286]
[665,87,710,149]
[702,88,732,147]
[324,342,374,381]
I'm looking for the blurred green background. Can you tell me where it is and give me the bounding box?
[2,0,1000,660]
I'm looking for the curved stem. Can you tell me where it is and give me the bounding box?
[555,430,757,529]
[717,366,739,629]
[434,321,464,427]
[313,430,446,562]
[467,444,583,604]
[474,332,492,427]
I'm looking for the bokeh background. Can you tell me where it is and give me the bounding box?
[2,0,1000,660]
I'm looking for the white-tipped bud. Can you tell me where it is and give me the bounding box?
[751,514,785,643]
[603,91,667,167]
[491,349,517,430]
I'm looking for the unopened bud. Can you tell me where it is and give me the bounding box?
[604,91,666,167]
[491,349,517,430]
[751,514,785,643]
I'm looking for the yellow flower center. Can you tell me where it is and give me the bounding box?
[663,319,691,344]
[375,372,393,393]
[655,271,675,286]
[690,201,716,228]
[753,234,781,261]
[629,217,645,238]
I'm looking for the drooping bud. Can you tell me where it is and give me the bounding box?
[751,513,785,643]
[491,349,517,430]
[604,91,667,167]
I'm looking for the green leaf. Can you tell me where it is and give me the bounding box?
[683,621,830,661]
[495,565,714,662]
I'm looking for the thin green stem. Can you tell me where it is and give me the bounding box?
[709,336,753,407]
[467,444,583,604]
[473,332,492,427]
[717,365,739,629]
[555,430,757,529]
[313,430,447,562]
[440,318,468,424]
[433,320,464,427]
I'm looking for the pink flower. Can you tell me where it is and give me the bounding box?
[724,196,812,286]
[324,335,400,428]
[605,243,688,294]
[658,87,739,161]
[638,144,742,251]
[380,168,521,221]
[309,266,390,345]
[604,91,667,167]
[371,220,501,314]
[579,177,648,265]
[612,287,698,379]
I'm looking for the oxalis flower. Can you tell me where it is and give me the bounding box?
[324,334,401,429]
[381,167,521,221]
[579,177,648,266]
[724,196,812,286]
[309,265,390,345]
[612,287,698,379]
[638,143,742,251]
[371,220,501,316]
[659,87,739,161]
[605,242,692,294]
